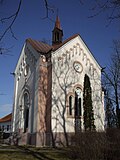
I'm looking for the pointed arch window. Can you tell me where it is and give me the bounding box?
[75,88,82,117]
[24,91,30,132]
[68,87,82,117]
[69,95,74,116]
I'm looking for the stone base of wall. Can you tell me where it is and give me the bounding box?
[36,132,75,147]
[52,132,75,146]
[18,132,28,145]
[27,133,36,145]
[18,132,36,146]
[13,131,75,147]
[36,132,53,147]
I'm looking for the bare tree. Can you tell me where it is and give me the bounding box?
[0,0,54,55]
[104,87,116,128]
[0,0,22,42]
[88,1,120,18]
[88,0,120,25]
[102,40,120,128]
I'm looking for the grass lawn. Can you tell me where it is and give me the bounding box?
[0,145,71,160]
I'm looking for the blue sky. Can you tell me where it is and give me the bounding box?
[0,0,120,118]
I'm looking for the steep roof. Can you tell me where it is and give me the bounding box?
[26,34,79,54]
[0,113,12,123]
[26,38,53,54]
[26,34,101,69]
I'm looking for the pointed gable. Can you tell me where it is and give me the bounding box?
[52,33,101,69]
[52,34,79,51]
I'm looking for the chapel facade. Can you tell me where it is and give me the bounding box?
[12,16,105,146]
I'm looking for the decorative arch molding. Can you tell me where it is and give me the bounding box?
[22,85,31,96]
[76,44,81,56]
[18,85,31,133]
[66,92,74,118]
[23,90,30,102]
[67,92,75,103]
[67,92,75,98]
[23,89,30,133]
[54,43,98,77]
[18,85,31,107]
[16,48,36,81]
[87,58,90,66]
[74,84,83,92]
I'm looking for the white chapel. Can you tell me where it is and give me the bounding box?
[12,16,105,146]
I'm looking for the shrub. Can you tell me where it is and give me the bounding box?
[68,129,120,160]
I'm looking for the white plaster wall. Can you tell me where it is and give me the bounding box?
[26,42,40,133]
[51,35,105,133]
[12,41,40,134]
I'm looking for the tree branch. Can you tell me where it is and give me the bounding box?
[42,0,55,21]
[88,0,120,25]
[0,0,22,42]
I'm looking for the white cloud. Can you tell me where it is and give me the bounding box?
[0,104,12,118]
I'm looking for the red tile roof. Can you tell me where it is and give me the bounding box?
[0,113,12,123]
[26,34,79,54]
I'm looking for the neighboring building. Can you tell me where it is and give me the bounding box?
[0,113,12,139]
[12,16,105,146]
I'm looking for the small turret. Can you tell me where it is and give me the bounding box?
[52,16,63,45]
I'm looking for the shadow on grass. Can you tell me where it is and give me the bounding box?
[0,144,69,160]
[17,146,55,160]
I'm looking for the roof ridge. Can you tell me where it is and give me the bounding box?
[52,33,79,51]
[26,34,79,54]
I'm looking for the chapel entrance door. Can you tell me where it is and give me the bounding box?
[74,88,82,133]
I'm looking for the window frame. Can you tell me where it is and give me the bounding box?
[67,86,83,118]
[67,92,74,118]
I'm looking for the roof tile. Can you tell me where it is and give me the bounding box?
[0,113,12,123]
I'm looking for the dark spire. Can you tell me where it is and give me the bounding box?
[55,16,61,29]
[52,16,63,45]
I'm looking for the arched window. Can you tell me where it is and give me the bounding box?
[24,92,30,132]
[75,88,82,117]
[74,87,82,132]
[69,95,73,116]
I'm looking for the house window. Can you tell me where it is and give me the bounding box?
[7,125,9,131]
[69,95,73,116]
[2,125,4,131]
